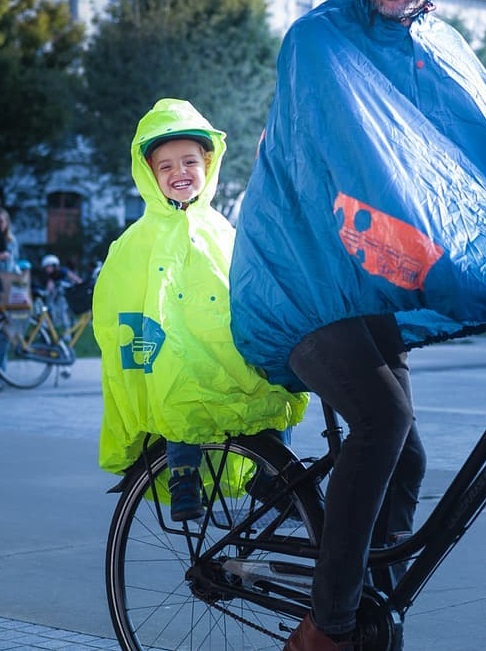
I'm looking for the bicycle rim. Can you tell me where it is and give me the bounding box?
[106,438,326,651]
[0,317,53,388]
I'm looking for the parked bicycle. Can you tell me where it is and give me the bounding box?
[0,278,94,389]
[104,396,486,650]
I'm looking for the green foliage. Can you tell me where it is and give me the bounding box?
[81,0,279,214]
[0,0,85,187]
[75,321,101,358]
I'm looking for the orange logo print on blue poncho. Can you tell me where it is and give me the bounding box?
[334,192,444,291]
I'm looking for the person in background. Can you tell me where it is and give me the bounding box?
[40,254,82,290]
[0,207,19,273]
[93,98,307,522]
[229,0,486,649]
[39,254,82,334]
[0,207,20,387]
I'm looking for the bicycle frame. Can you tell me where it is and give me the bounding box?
[371,426,486,614]
[107,395,486,651]
[136,403,486,626]
[38,305,92,350]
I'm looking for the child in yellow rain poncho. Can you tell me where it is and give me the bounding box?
[92,98,308,521]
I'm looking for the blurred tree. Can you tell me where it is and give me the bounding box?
[81,0,279,215]
[0,0,85,204]
[81,212,124,266]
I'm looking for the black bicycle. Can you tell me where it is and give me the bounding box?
[105,399,486,650]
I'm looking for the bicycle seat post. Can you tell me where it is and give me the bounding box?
[320,399,343,462]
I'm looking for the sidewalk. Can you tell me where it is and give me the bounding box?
[0,357,120,650]
[0,616,119,650]
[0,337,485,650]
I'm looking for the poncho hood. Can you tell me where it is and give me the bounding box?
[93,98,308,473]
[132,98,227,212]
[229,0,486,389]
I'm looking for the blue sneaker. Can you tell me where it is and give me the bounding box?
[168,469,205,522]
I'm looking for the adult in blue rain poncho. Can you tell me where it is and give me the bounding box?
[229,0,486,648]
[92,98,307,490]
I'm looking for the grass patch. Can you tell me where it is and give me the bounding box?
[74,321,101,358]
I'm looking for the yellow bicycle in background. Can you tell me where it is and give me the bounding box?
[0,271,94,389]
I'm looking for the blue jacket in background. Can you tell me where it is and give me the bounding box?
[229,0,486,390]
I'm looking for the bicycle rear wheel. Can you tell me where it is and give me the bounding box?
[0,315,53,388]
[106,434,328,651]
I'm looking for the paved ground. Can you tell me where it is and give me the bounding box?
[0,616,119,650]
[0,337,485,649]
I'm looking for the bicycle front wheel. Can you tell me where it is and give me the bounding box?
[0,315,53,388]
[106,434,328,651]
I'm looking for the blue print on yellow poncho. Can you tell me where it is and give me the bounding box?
[229,0,486,390]
[93,99,308,473]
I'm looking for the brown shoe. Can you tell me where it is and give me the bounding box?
[283,614,354,651]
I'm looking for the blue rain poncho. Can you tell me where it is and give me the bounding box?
[93,99,308,473]
[229,0,486,390]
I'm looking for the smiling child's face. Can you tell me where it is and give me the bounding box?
[149,139,207,204]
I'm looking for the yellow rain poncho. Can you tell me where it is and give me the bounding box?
[93,98,308,473]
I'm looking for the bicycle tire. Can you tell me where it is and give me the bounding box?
[0,315,53,388]
[106,433,328,651]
